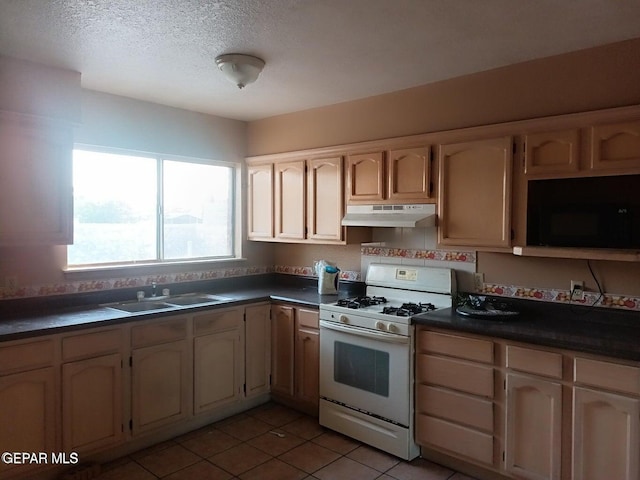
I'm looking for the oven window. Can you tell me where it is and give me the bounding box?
[334,341,389,397]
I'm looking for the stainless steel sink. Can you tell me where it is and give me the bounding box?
[164,294,230,306]
[106,301,174,313]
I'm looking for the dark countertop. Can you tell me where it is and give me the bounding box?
[0,275,363,342]
[413,297,640,362]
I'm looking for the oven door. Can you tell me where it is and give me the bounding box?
[319,320,412,426]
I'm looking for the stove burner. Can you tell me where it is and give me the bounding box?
[381,302,436,316]
[336,296,388,309]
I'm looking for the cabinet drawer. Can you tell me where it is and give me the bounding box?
[0,338,55,374]
[417,330,493,363]
[131,317,187,348]
[62,328,122,361]
[194,308,242,336]
[417,384,493,432]
[417,354,494,398]
[416,414,494,466]
[297,309,319,329]
[574,357,640,396]
[506,345,563,379]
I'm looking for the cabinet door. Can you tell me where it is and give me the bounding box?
[524,129,580,176]
[245,304,271,397]
[62,353,123,453]
[438,137,513,248]
[194,329,243,413]
[505,373,562,480]
[131,340,190,435]
[274,160,306,240]
[0,367,56,477]
[345,152,385,202]
[247,163,274,239]
[271,305,295,397]
[0,119,73,245]
[591,120,640,171]
[295,309,319,409]
[572,387,639,480]
[307,156,344,242]
[387,146,432,201]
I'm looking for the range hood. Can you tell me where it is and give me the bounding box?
[341,204,436,228]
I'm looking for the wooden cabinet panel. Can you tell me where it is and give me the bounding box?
[131,316,187,348]
[572,387,639,480]
[0,119,73,245]
[346,151,385,202]
[307,156,344,241]
[387,147,431,201]
[438,137,513,248]
[417,330,493,363]
[271,304,295,397]
[505,373,562,480]
[0,367,57,477]
[194,330,243,413]
[62,328,122,361]
[0,338,55,374]
[417,354,494,398]
[62,353,123,452]
[417,384,493,432]
[245,304,271,397]
[524,129,580,176]
[295,309,319,409]
[416,413,494,466]
[194,308,242,336]
[131,339,190,435]
[506,345,563,379]
[247,163,274,239]
[274,160,306,240]
[574,357,640,396]
[591,120,640,171]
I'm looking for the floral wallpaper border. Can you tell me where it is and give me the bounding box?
[481,283,640,312]
[361,246,476,263]
[0,265,274,301]
[274,265,361,282]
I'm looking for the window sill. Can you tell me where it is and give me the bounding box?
[63,258,248,280]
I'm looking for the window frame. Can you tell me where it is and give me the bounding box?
[65,144,243,272]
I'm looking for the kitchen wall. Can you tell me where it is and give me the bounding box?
[251,37,640,303]
[0,59,273,298]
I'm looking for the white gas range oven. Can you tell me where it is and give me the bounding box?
[319,263,456,460]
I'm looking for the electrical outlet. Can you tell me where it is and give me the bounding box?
[570,280,584,300]
[474,273,484,292]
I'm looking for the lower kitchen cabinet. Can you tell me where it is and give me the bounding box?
[61,327,125,453]
[193,308,244,414]
[271,304,320,414]
[505,373,562,480]
[416,327,640,480]
[245,303,271,397]
[131,316,191,436]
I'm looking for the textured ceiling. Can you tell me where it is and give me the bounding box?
[1,0,640,121]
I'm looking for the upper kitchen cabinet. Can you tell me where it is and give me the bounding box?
[0,116,73,245]
[345,146,433,204]
[246,155,369,244]
[247,163,274,240]
[274,159,306,240]
[438,137,513,250]
[591,120,640,172]
[523,129,580,177]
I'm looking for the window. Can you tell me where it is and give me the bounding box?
[68,147,237,267]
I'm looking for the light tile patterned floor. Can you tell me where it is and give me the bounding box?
[95,402,478,480]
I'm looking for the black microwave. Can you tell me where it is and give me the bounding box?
[528,204,637,249]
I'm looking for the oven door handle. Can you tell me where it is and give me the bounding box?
[319,320,410,344]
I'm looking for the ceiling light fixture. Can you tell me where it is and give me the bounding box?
[215,53,265,89]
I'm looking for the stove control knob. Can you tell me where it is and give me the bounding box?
[339,315,349,324]
[387,324,399,333]
[375,321,387,331]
